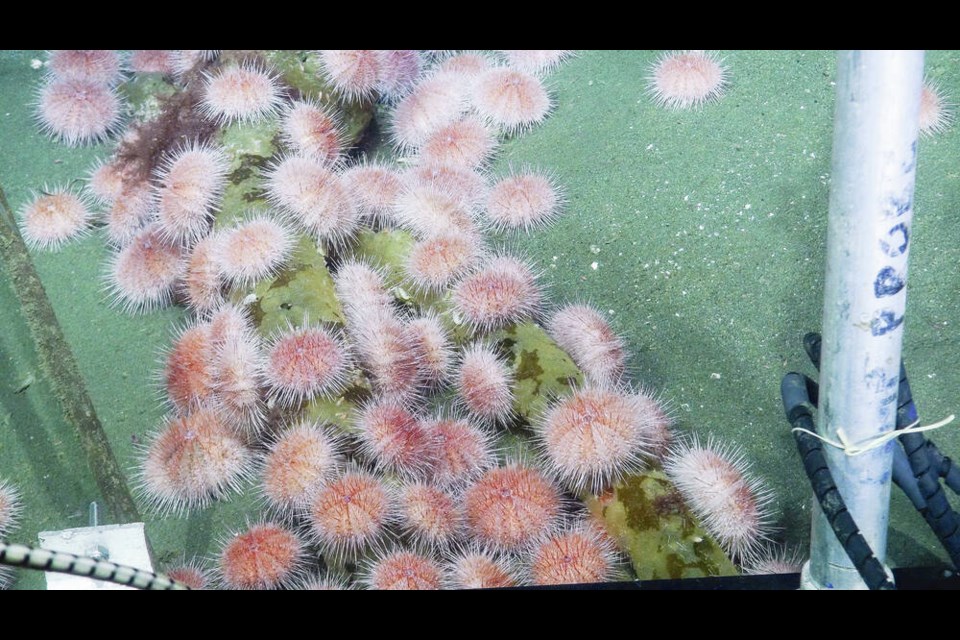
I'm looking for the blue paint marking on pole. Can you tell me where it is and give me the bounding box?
[889,197,912,218]
[880,222,909,257]
[902,140,918,173]
[864,368,887,393]
[879,403,890,423]
[874,266,905,297]
[871,310,905,336]
[864,367,899,393]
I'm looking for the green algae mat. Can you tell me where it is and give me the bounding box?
[2,50,959,589]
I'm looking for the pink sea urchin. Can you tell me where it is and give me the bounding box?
[526,522,618,586]
[139,406,252,515]
[265,154,360,247]
[154,142,228,245]
[663,436,774,561]
[217,522,306,590]
[406,162,488,209]
[210,322,265,436]
[356,400,436,479]
[262,323,351,407]
[0,480,22,536]
[162,320,217,414]
[332,258,395,325]
[307,470,395,559]
[455,343,515,424]
[392,184,475,238]
[418,116,498,169]
[538,386,654,493]
[281,99,343,163]
[485,170,563,232]
[648,50,727,109]
[86,158,126,205]
[445,546,518,589]
[392,70,469,149]
[318,50,384,102]
[463,464,562,551]
[405,230,483,293]
[47,50,122,85]
[377,50,422,99]
[201,64,283,124]
[471,68,551,133]
[341,162,404,224]
[440,52,493,77]
[452,254,542,332]
[351,315,423,401]
[397,483,464,549]
[920,81,952,136]
[164,558,212,590]
[500,50,574,75]
[364,549,443,590]
[181,234,224,314]
[18,188,93,251]
[103,182,155,247]
[129,50,175,75]
[261,421,344,514]
[37,77,120,146]
[213,216,295,286]
[406,313,455,387]
[548,303,627,386]
[107,224,184,313]
[428,414,495,488]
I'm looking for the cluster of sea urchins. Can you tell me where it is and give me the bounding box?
[21,50,784,589]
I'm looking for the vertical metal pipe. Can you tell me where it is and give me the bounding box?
[804,50,924,589]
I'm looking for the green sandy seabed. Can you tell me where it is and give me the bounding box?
[2,50,960,589]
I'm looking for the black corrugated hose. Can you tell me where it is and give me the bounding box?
[781,332,960,590]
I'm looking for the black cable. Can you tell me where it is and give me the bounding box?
[892,446,927,510]
[895,363,960,569]
[801,333,921,506]
[0,541,189,590]
[925,442,960,495]
[781,372,896,590]
[805,332,960,569]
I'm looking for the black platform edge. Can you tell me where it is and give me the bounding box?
[508,566,959,590]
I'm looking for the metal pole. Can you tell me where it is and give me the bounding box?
[0,186,142,526]
[803,50,924,590]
